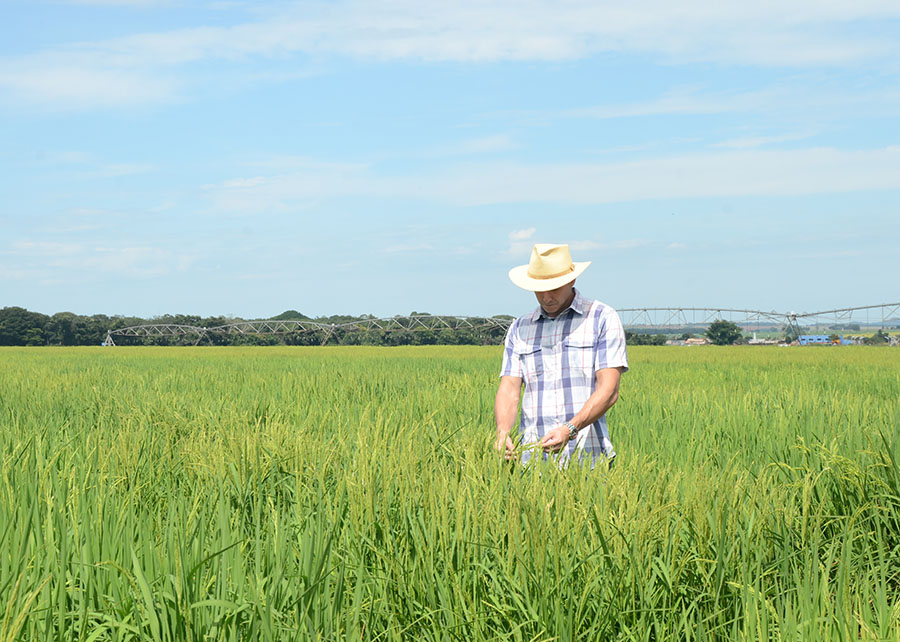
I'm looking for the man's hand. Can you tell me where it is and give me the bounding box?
[539,367,624,454]
[495,375,522,460]
[495,434,516,460]
[540,425,571,453]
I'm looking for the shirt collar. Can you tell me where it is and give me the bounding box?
[532,288,587,321]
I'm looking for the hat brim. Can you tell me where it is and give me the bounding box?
[508,261,591,292]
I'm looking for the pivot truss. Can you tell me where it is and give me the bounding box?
[105,315,513,346]
[618,308,786,330]
[106,303,899,346]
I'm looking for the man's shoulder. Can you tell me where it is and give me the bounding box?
[577,299,625,340]
[504,308,541,345]
[512,307,541,326]
[577,295,618,317]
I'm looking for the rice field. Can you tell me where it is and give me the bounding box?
[1,345,899,641]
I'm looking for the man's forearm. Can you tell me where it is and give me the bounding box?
[494,378,521,438]
[568,370,621,430]
[538,368,622,453]
[569,389,616,430]
[495,394,518,438]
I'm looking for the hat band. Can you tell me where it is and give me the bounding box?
[527,264,575,280]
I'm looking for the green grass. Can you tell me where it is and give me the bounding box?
[1,346,899,641]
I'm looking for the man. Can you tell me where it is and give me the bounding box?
[494,243,628,468]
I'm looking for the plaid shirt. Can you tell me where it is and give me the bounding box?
[500,290,628,465]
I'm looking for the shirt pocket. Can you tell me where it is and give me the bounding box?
[513,342,543,388]
[562,336,595,388]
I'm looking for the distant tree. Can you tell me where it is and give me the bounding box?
[680,332,693,340]
[828,333,840,343]
[625,331,666,346]
[0,307,49,345]
[383,331,412,346]
[0,306,512,347]
[864,329,889,345]
[411,329,437,345]
[705,319,743,345]
[23,327,45,346]
[46,312,78,345]
[84,315,112,345]
[271,310,309,320]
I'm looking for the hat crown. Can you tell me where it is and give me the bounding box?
[527,244,575,279]
[508,242,590,291]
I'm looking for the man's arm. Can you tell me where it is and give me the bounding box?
[494,375,522,459]
[540,366,625,452]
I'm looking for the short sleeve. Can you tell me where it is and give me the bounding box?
[594,308,629,372]
[499,319,523,378]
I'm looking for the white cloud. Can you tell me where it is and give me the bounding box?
[509,227,536,241]
[0,267,37,280]
[2,1,899,108]
[563,86,900,126]
[208,165,369,212]
[241,156,367,172]
[435,146,900,205]
[29,150,156,178]
[207,145,900,210]
[565,88,776,120]
[506,228,538,257]
[502,236,646,258]
[384,243,433,253]
[84,246,192,275]
[712,131,817,149]
[7,240,195,277]
[430,135,518,156]
[60,0,178,5]
[11,241,84,256]
[42,150,92,164]
[83,163,156,178]
[282,1,900,66]
[0,65,177,109]
[35,151,153,175]
[570,239,647,252]
[568,240,602,251]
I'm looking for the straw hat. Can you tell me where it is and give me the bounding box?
[508,243,591,292]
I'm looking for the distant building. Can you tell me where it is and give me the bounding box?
[798,334,851,346]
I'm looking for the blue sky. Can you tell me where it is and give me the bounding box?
[2,0,899,319]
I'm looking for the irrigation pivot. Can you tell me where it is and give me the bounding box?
[106,303,900,345]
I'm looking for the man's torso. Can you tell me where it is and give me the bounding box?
[500,291,628,464]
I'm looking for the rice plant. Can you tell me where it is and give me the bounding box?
[1,346,898,640]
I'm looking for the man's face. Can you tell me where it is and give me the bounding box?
[534,281,576,318]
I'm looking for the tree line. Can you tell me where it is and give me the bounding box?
[0,306,765,347]
[0,307,515,347]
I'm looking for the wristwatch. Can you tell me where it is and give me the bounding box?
[564,422,578,441]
